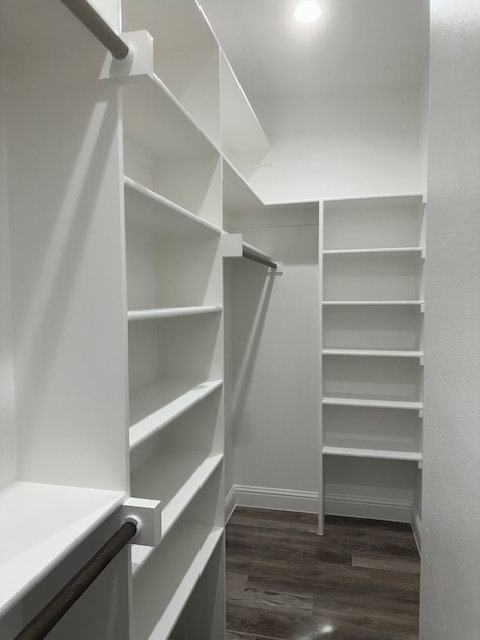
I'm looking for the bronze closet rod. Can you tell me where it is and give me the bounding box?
[242,247,278,270]
[59,0,130,60]
[13,520,137,640]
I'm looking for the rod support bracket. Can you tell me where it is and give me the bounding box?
[120,497,162,547]
[101,30,154,81]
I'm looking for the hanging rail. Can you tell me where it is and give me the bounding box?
[59,0,130,60]
[13,521,137,640]
[242,244,278,270]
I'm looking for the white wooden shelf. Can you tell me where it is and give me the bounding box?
[132,452,223,539]
[132,524,223,640]
[323,300,425,307]
[323,445,422,462]
[0,482,124,616]
[220,53,271,178]
[124,176,223,236]
[323,396,423,410]
[323,247,425,256]
[127,306,222,321]
[322,349,423,359]
[130,379,223,452]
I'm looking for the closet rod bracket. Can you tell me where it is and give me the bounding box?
[120,497,162,547]
[100,30,154,81]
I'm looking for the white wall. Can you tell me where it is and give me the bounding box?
[0,60,16,490]
[226,212,319,498]
[421,1,480,637]
[250,88,426,203]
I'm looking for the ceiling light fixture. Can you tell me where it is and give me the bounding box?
[294,1,322,23]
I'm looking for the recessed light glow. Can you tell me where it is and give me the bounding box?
[294,1,322,23]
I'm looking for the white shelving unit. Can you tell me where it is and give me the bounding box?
[0,0,274,636]
[320,194,426,533]
[120,2,275,639]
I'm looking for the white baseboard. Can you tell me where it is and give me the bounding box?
[225,485,412,524]
[234,484,319,514]
[225,485,236,522]
[325,493,412,523]
[411,511,423,553]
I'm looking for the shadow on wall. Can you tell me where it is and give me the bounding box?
[230,263,276,442]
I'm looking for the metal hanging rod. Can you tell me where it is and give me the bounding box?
[242,246,278,270]
[13,520,137,640]
[59,0,130,60]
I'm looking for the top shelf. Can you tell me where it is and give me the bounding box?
[0,482,124,616]
[122,0,221,146]
[220,54,271,179]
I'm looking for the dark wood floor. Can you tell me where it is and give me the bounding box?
[226,508,420,640]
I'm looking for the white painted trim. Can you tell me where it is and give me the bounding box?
[224,485,413,524]
[225,485,236,523]
[234,485,319,513]
[325,493,412,523]
[411,512,423,554]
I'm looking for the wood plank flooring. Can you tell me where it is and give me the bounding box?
[226,508,420,640]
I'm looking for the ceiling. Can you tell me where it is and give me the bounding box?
[199,0,429,101]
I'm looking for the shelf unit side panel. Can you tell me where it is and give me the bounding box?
[323,196,424,250]
[0,66,16,490]
[6,9,128,491]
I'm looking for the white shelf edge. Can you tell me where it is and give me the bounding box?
[150,71,222,157]
[132,526,224,639]
[322,396,423,410]
[129,380,223,451]
[127,306,222,321]
[322,349,424,359]
[162,454,224,537]
[323,247,426,256]
[322,301,425,312]
[322,445,422,462]
[0,483,125,616]
[220,51,271,155]
[124,176,223,236]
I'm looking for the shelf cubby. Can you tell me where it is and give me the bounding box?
[323,195,425,250]
[122,0,221,147]
[122,75,221,225]
[323,355,423,405]
[323,252,424,302]
[128,313,222,395]
[323,304,423,351]
[323,405,422,462]
[130,379,223,452]
[324,456,418,523]
[125,177,223,237]
[125,180,223,310]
